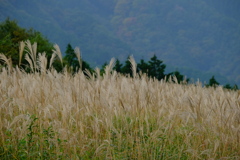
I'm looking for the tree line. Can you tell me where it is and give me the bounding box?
[0,18,238,90]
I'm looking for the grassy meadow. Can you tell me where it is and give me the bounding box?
[0,41,240,159]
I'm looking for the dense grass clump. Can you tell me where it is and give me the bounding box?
[0,41,240,159]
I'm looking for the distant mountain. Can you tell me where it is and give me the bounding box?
[0,0,239,85]
[0,0,134,66]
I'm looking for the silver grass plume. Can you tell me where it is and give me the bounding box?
[129,55,137,78]
[19,41,25,66]
[173,76,179,84]
[95,67,101,79]
[25,54,34,72]
[104,58,115,78]
[0,53,12,73]
[37,52,48,74]
[84,69,94,80]
[52,44,62,66]
[25,40,37,72]
[74,47,82,70]
[49,53,57,69]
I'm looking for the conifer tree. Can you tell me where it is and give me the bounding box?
[113,59,123,73]
[148,55,166,80]
[137,59,149,74]
[121,56,132,76]
[207,76,219,87]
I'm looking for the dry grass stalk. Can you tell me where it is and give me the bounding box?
[19,41,25,66]
[0,53,12,73]
[104,58,115,79]
[25,40,37,71]
[74,47,82,70]
[37,52,47,74]
[49,52,56,69]
[52,44,63,66]
[129,55,137,78]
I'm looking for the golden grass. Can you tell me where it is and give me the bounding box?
[0,42,240,159]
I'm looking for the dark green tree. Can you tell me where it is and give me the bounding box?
[224,84,232,90]
[0,18,28,65]
[207,76,219,87]
[166,71,189,83]
[100,62,108,75]
[64,44,77,68]
[82,60,92,73]
[137,59,149,74]
[0,18,53,67]
[148,55,166,80]
[63,43,92,73]
[232,84,239,91]
[113,59,123,73]
[28,30,53,58]
[224,84,239,91]
[121,56,132,76]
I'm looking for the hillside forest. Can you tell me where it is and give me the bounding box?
[0,0,239,86]
[0,19,238,90]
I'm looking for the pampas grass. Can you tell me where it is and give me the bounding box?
[0,53,12,73]
[129,55,137,78]
[0,41,240,159]
[52,44,63,66]
[74,47,82,70]
[25,40,37,71]
[19,41,25,66]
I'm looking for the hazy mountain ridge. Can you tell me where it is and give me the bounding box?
[0,0,239,85]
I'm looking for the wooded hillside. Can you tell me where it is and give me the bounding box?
[0,0,239,85]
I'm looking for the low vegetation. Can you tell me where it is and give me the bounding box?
[0,41,240,159]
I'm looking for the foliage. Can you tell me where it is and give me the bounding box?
[0,18,238,88]
[148,55,166,80]
[113,59,123,73]
[63,43,92,73]
[137,59,149,74]
[0,18,53,67]
[224,83,239,91]
[121,56,133,76]
[206,76,220,88]
[113,55,166,79]
[0,18,238,90]
[63,43,79,72]
[0,115,68,159]
[166,71,189,84]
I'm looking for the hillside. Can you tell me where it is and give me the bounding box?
[0,0,239,85]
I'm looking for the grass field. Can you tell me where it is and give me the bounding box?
[0,42,240,159]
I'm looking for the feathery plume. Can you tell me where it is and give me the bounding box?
[84,69,93,80]
[104,58,115,78]
[19,41,25,66]
[37,52,48,73]
[95,67,101,79]
[0,53,12,73]
[74,47,82,70]
[25,40,37,71]
[52,44,62,66]
[129,55,137,78]
[25,54,34,72]
[49,53,57,69]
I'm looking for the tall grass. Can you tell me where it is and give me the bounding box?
[0,41,240,159]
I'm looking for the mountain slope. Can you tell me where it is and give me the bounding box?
[0,0,239,85]
[111,0,240,84]
[0,0,133,66]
